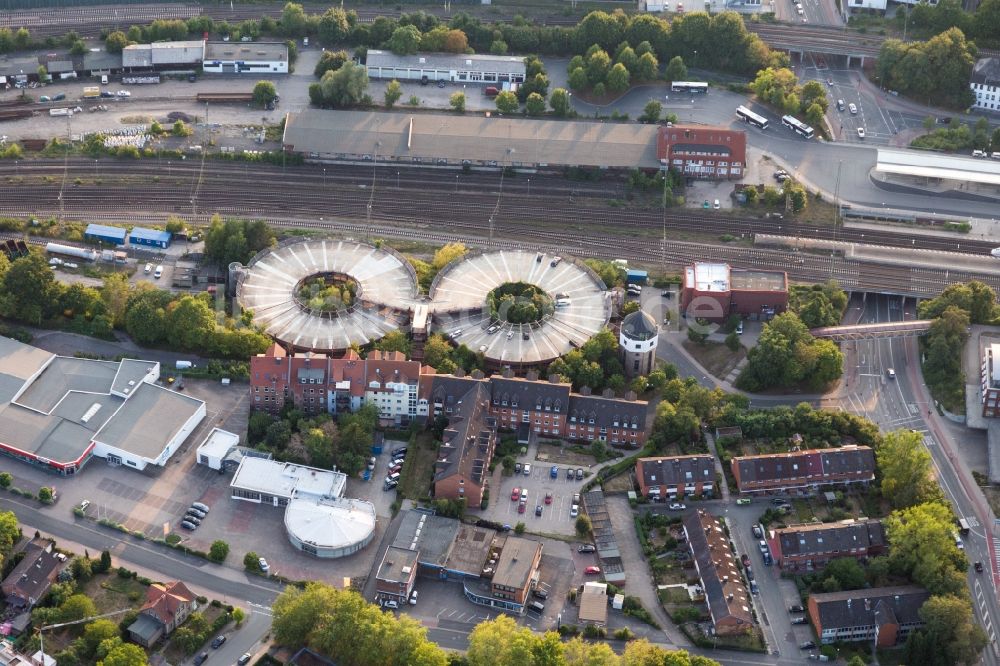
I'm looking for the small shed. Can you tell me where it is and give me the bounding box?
[129,227,172,248]
[579,582,609,626]
[625,269,648,285]
[84,223,127,246]
[196,428,240,470]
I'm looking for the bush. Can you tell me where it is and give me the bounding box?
[613,627,635,640]
[209,540,230,563]
[514,522,526,535]
[0,472,12,489]
[243,551,260,570]
[583,624,607,638]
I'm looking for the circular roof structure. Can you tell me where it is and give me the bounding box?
[284,497,377,557]
[237,239,418,352]
[428,250,610,365]
[621,310,658,341]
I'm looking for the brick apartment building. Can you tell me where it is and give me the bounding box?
[249,344,429,424]
[636,455,716,500]
[432,382,497,505]
[731,445,876,495]
[657,126,747,180]
[808,586,929,646]
[1,538,63,609]
[770,519,886,571]
[682,510,754,636]
[679,262,789,323]
[491,536,543,605]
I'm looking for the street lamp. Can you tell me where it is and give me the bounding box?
[527,178,531,196]
[455,174,459,193]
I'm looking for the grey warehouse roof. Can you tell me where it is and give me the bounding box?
[971,58,1000,87]
[282,110,662,169]
[205,41,288,63]
[366,49,526,75]
[877,148,1000,187]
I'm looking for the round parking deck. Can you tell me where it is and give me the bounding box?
[429,250,610,365]
[237,239,418,352]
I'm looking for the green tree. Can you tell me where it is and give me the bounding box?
[918,281,998,324]
[81,619,121,659]
[167,295,216,350]
[877,429,938,509]
[318,61,369,107]
[575,514,592,537]
[105,31,129,53]
[317,7,350,45]
[252,80,278,107]
[0,473,11,490]
[314,49,349,78]
[374,330,412,356]
[60,594,98,622]
[635,51,659,81]
[568,67,589,91]
[232,607,246,626]
[639,99,662,123]
[243,551,260,570]
[449,91,466,112]
[586,47,612,85]
[384,80,403,108]
[824,558,867,590]
[665,55,688,82]
[549,87,571,116]
[14,28,30,50]
[495,90,519,114]
[2,252,62,324]
[906,593,989,666]
[886,501,967,596]
[209,540,230,563]
[737,312,843,391]
[0,511,19,567]
[467,615,555,665]
[98,643,148,666]
[280,2,309,36]
[922,306,970,411]
[606,62,630,93]
[388,25,422,55]
[490,40,508,55]
[37,486,53,503]
[525,92,546,116]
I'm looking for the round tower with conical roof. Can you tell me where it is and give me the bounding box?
[619,310,659,378]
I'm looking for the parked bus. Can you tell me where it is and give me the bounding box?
[670,81,708,94]
[736,105,769,130]
[781,114,815,139]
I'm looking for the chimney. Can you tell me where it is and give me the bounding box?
[526,369,540,381]
[502,367,514,379]
[579,386,592,396]
[864,599,870,611]
[454,368,465,378]
[602,388,614,399]
[548,374,561,384]
[625,390,637,401]
[471,369,485,380]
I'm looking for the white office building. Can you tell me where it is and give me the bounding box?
[971,58,1000,113]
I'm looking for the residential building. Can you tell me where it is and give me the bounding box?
[249,345,428,423]
[656,126,747,180]
[365,50,525,84]
[432,382,497,505]
[680,262,788,323]
[808,586,930,646]
[490,536,542,605]
[127,581,195,648]
[203,42,289,74]
[374,546,419,605]
[682,510,754,635]
[770,519,886,570]
[981,343,1000,417]
[1,538,63,609]
[619,310,659,378]
[971,58,1000,113]
[636,455,716,500]
[731,445,876,494]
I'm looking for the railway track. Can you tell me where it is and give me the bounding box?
[0,160,993,257]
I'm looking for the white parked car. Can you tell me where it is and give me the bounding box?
[857,127,866,139]
[258,557,269,572]
[668,502,686,511]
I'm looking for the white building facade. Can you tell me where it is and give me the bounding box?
[971,58,1000,113]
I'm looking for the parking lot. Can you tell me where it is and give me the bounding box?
[481,462,593,536]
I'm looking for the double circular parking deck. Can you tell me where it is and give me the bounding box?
[236,238,418,353]
[429,250,611,365]
[238,243,610,363]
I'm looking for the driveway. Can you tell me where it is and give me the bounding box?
[605,495,689,646]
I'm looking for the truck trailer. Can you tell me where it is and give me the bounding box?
[46,242,98,262]
[83,86,100,99]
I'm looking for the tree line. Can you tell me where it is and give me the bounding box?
[876,27,977,110]
[736,311,844,392]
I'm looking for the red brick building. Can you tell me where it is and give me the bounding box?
[635,455,716,500]
[808,586,929,646]
[682,510,754,636]
[679,262,788,323]
[431,382,497,506]
[770,519,886,571]
[657,126,747,180]
[731,446,876,495]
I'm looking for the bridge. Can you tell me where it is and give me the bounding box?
[811,320,933,340]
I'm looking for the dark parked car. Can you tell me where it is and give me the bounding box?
[578,544,596,553]
[237,655,252,666]
[180,520,198,530]
[799,641,816,650]
[183,514,202,526]
[740,554,751,567]
[791,617,809,625]
[975,561,984,573]
[211,635,226,649]
[533,588,548,600]
[187,507,207,519]
[575,468,584,480]
[771,497,789,505]
[789,604,805,613]
[194,653,209,665]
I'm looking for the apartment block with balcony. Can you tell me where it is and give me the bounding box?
[636,455,716,500]
[770,519,886,571]
[731,446,875,495]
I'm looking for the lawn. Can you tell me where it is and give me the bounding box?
[397,430,437,501]
[81,573,150,614]
[682,340,746,380]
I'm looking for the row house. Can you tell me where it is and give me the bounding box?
[249,344,430,424]
[731,445,875,495]
[770,519,886,571]
[682,510,754,636]
[808,586,929,647]
[636,455,715,500]
[431,381,497,506]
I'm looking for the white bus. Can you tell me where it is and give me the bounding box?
[670,81,708,94]
[781,114,814,139]
[736,105,769,130]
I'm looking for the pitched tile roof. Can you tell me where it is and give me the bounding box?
[811,585,929,631]
[733,446,875,487]
[682,510,753,629]
[1,538,62,607]
[774,519,886,559]
[433,382,496,486]
[637,455,715,488]
[141,581,194,625]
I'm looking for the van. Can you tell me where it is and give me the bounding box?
[528,601,545,613]
[101,74,108,85]
[154,265,163,278]
[973,149,987,158]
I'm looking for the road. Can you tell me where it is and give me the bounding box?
[843,293,1000,665]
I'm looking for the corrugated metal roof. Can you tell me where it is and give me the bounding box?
[129,227,172,242]
[877,148,1000,186]
[283,110,661,169]
[85,223,127,241]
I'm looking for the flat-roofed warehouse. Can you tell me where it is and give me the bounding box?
[365,49,525,84]
[203,42,289,74]
[282,110,661,170]
[122,41,205,69]
[0,336,205,474]
[876,148,1000,188]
